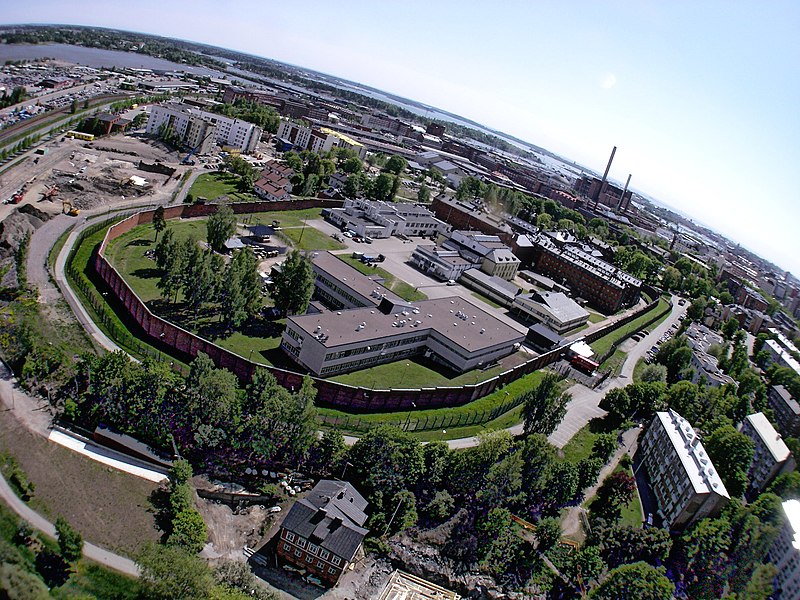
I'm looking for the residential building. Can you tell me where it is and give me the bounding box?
[326,198,448,239]
[768,500,800,600]
[511,291,590,334]
[765,339,800,378]
[524,232,641,313]
[735,286,770,313]
[253,168,292,201]
[146,102,262,152]
[637,410,730,530]
[276,120,366,159]
[768,385,800,438]
[739,412,795,496]
[276,480,368,586]
[281,252,524,376]
[459,269,521,308]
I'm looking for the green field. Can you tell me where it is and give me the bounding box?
[188,171,259,202]
[238,207,327,228]
[337,255,427,302]
[280,225,346,251]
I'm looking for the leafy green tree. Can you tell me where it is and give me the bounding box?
[169,509,208,553]
[421,441,450,489]
[206,204,236,253]
[55,516,83,565]
[341,156,362,174]
[704,425,754,498]
[661,265,683,291]
[213,560,274,600]
[423,490,455,521]
[238,166,255,193]
[417,183,431,203]
[138,543,214,600]
[521,372,570,436]
[478,450,524,508]
[219,249,262,330]
[477,508,524,577]
[383,154,407,175]
[348,426,424,501]
[156,230,187,303]
[152,205,166,242]
[180,241,215,316]
[455,177,485,201]
[577,457,604,490]
[640,363,668,383]
[186,353,240,438]
[268,249,314,316]
[306,429,346,476]
[599,387,631,421]
[723,316,740,340]
[591,433,618,463]
[371,173,396,201]
[535,516,561,551]
[597,524,672,568]
[387,490,418,534]
[590,562,674,600]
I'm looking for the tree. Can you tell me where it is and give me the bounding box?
[704,425,754,498]
[597,525,672,568]
[341,156,362,174]
[577,457,604,490]
[521,372,570,436]
[417,183,431,203]
[137,543,214,600]
[219,249,262,330]
[186,353,240,437]
[238,166,255,193]
[640,363,668,383]
[153,205,166,243]
[169,509,208,553]
[55,516,83,565]
[213,560,273,600]
[383,154,407,175]
[589,562,674,600]
[535,516,561,551]
[181,241,215,316]
[599,387,631,421]
[387,490,418,534]
[423,490,455,521]
[371,173,395,201]
[591,433,618,462]
[268,249,314,316]
[206,204,236,253]
[349,426,424,501]
[676,517,732,599]
[723,316,740,340]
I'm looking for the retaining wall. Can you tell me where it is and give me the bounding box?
[91,202,665,411]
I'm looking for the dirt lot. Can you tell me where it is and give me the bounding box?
[0,408,160,557]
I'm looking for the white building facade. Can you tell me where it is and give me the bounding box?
[146,103,262,152]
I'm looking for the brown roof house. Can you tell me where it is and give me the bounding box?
[276,480,369,585]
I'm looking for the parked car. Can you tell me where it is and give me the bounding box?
[267,506,282,514]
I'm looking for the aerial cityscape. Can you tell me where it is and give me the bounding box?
[0,3,798,599]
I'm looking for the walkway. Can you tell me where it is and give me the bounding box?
[0,469,140,577]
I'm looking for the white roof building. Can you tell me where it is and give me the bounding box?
[638,409,730,530]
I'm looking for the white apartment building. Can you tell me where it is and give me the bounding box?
[146,103,262,152]
[637,410,730,530]
[769,500,800,600]
[740,412,795,495]
[277,120,367,159]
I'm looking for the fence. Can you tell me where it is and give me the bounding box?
[84,202,668,412]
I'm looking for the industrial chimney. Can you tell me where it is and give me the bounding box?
[593,146,616,210]
[616,173,632,211]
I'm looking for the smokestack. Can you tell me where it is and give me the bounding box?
[616,173,632,211]
[593,146,616,209]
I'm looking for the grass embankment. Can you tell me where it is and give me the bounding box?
[586,462,644,528]
[319,369,547,440]
[336,255,426,302]
[590,297,671,357]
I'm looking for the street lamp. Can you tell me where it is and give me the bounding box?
[404,401,417,431]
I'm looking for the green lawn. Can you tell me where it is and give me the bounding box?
[600,348,627,377]
[585,461,643,528]
[189,171,259,202]
[337,255,427,302]
[561,425,601,463]
[281,225,346,251]
[587,310,606,324]
[330,351,527,389]
[240,208,326,228]
[590,298,670,356]
[632,357,648,382]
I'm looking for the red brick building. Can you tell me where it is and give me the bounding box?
[276,480,368,586]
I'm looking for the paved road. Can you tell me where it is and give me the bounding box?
[0,455,140,577]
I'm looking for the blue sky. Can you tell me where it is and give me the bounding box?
[5,1,800,275]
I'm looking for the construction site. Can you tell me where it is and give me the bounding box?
[0,132,190,280]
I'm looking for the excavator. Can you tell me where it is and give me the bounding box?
[62,200,80,216]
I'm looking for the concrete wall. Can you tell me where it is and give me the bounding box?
[93,202,665,411]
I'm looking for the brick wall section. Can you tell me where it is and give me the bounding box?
[93,202,663,411]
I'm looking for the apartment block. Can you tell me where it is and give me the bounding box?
[146,102,262,152]
[768,500,800,600]
[768,385,800,438]
[740,412,795,496]
[637,410,730,530]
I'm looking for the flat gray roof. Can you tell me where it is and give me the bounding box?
[289,295,523,353]
[312,251,402,305]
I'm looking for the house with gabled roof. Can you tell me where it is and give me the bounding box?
[276,480,369,585]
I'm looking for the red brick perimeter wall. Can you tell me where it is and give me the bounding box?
[93,201,660,411]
